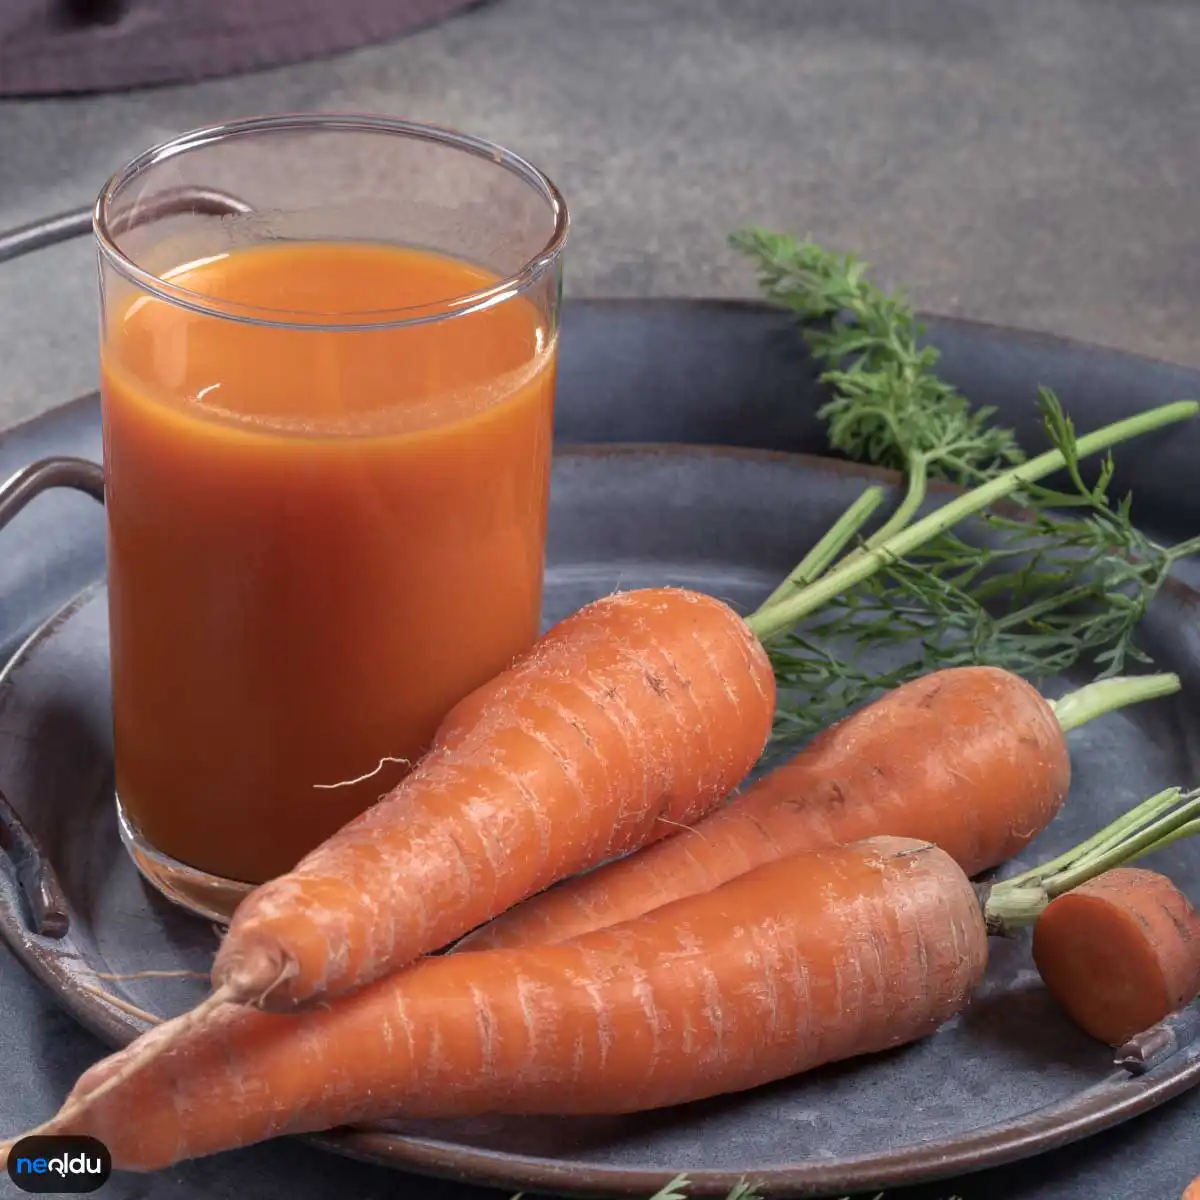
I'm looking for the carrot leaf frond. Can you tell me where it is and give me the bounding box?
[646,1174,694,1200]
[730,228,1199,751]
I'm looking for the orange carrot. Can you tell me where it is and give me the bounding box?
[207,399,1188,1011]
[457,665,1130,953]
[1184,1176,1200,1200]
[211,586,776,1011]
[7,786,1193,1173]
[1032,867,1200,1046]
[4,836,989,1171]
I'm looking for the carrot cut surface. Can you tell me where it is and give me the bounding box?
[1032,867,1200,1046]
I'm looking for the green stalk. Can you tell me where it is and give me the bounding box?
[1055,789,1185,875]
[744,400,1199,642]
[983,785,1200,935]
[1000,786,1182,890]
[840,451,928,565]
[1051,795,1200,893]
[1049,673,1181,733]
[754,485,885,615]
[979,886,1048,931]
[1167,535,1200,564]
[989,582,1103,632]
[1126,818,1200,862]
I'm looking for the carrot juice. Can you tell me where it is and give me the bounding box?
[101,240,557,884]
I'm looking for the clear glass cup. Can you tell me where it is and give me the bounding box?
[94,115,567,923]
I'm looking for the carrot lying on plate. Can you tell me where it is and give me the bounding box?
[20,406,1184,1149]
[7,785,1194,1173]
[456,666,1177,953]
[1033,867,1200,1046]
[212,586,776,1012]
[211,396,1195,1014]
[1,835,990,1170]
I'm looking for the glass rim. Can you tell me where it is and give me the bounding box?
[92,113,569,332]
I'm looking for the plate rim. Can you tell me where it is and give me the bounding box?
[6,293,1200,447]
[2,441,1199,1196]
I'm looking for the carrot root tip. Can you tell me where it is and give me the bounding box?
[215,945,299,1008]
[20,984,238,1148]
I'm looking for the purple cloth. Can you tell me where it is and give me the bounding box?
[0,0,483,96]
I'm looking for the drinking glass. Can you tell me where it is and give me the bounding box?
[94,115,567,922]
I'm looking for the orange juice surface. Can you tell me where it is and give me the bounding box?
[102,241,556,883]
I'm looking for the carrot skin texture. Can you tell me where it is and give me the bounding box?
[1032,867,1200,1046]
[460,665,1069,952]
[212,587,776,1009]
[47,836,986,1171]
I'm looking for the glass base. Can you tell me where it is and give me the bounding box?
[116,793,254,926]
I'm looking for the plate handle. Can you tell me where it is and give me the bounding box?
[1115,999,1200,1074]
[0,456,105,529]
[0,456,103,940]
[0,184,252,264]
[0,785,70,939]
[0,187,253,938]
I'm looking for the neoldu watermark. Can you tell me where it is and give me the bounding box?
[6,1135,112,1193]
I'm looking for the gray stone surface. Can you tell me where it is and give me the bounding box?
[3,0,1200,431]
[4,6,1200,1196]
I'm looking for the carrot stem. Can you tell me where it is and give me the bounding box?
[1001,786,1183,889]
[744,400,1199,642]
[1126,818,1200,861]
[1048,673,1181,733]
[1047,796,1200,894]
[841,450,928,563]
[1060,789,1186,872]
[983,785,1200,935]
[754,485,885,615]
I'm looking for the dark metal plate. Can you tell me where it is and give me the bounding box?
[1,443,1198,1198]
